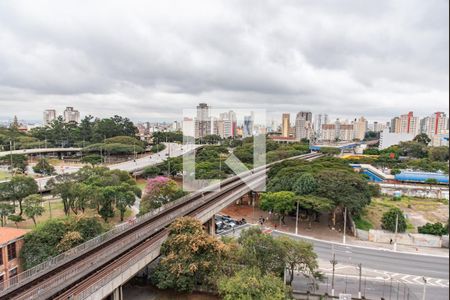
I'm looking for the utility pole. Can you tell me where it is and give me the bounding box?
[357,263,362,299]
[9,140,13,173]
[422,277,427,300]
[330,245,338,297]
[295,199,300,235]
[394,213,399,252]
[343,207,347,244]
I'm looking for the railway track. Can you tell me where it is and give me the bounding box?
[1,153,322,300]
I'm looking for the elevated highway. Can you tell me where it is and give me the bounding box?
[0,147,82,158]
[0,153,321,300]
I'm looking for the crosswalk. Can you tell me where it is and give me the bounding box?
[318,264,449,288]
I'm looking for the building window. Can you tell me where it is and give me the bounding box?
[0,248,3,265]
[9,268,17,278]
[7,243,16,261]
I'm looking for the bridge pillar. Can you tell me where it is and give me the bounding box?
[205,215,215,236]
[111,285,123,300]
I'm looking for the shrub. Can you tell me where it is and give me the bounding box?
[381,208,407,233]
[418,222,448,236]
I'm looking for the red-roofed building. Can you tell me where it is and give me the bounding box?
[0,227,28,284]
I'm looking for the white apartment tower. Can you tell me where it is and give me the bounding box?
[43,109,57,126]
[63,107,80,123]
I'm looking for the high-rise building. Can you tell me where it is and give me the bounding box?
[281,113,290,137]
[218,110,237,138]
[195,103,212,138]
[243,115,254,138]
[399,112,419,135]
[314,113,329,138]
[372,122,386,133]
[427,112,448,136]
[295,112,312,141]
[353,117,368,140]
[320,119,354,142]
[43,109,57,126]
[390,117,401,133]
[63,107,80,123]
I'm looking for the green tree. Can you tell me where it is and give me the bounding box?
[260,191,296,225]
[391,168,401,175]
[33,158,55,175]
[381,208,407,233]
[23,194,45,226]
[428,146,449,162]
[413,133,431,145]
[399,141,428,158]
[142,166,161,178]
[81,154,102,165]
[278,236,321,285]
[152,217,233,292]
[293,173,317,195]
[218,268,291,300]
[20,218,68,269]
[314,170,371,224]
[0,175,39,215]
[115,188,136,221]
[0,203,15,226]
[56,231,84,252]
[296,195,335,228]
[0,154,28,173]
[8,214,25,228]
[238,227,285,276]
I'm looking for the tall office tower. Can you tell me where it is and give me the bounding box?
[353,116,368,140]
[281,113,290,137]
[295,112,312,140]
[43,109,56,126]
[390,117,401,133]
[420,117,430,134]
[195,103,212,138]
[314,113,329,139]
[243,115,254,138]
[63,107,80,123]
[398,112,419,135]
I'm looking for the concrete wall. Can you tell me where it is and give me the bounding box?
[356,229,369,241]
[379,184,449,200]
[357,229,446,248]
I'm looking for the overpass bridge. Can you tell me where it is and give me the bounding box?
[1,143,201,192]
[0,153,321,300]
[0,147,82,158]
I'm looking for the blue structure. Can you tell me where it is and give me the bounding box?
[310,143,362,152]
[349,164,385,182]
[395,171,449,184]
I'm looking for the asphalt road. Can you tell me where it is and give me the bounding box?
[109,143,200,173]
[272,231,449,280]
[293,274,447,300]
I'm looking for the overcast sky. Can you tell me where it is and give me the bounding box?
[0,0,448,123]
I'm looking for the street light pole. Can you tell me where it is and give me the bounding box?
[422,277,427,300]
[330,245,338,297]
[343,207,347,244]
[357,263,362,299]
[394,213,399,251]
[295,200,300,235]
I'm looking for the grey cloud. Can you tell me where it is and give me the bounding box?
[0,0,448,123]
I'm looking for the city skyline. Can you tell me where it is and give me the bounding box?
[0,1,448,122]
